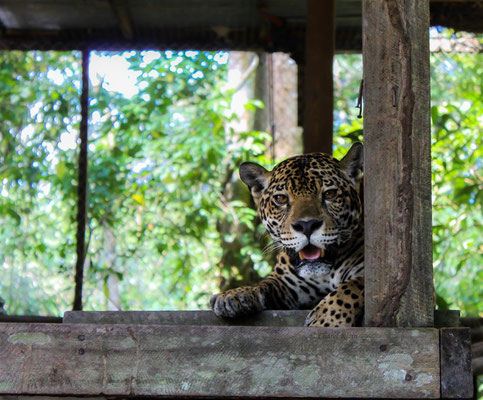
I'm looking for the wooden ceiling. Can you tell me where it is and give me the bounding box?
[0,0,481,53]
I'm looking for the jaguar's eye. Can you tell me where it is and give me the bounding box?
[274,194,289,205]
[324,189,338,200]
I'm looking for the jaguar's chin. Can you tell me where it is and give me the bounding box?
[295,259,332,278]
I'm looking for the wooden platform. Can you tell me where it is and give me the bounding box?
[0,311,473,399]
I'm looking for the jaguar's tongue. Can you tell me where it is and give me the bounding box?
[299,244,322,261]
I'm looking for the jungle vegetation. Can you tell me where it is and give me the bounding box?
[0,29,481,317]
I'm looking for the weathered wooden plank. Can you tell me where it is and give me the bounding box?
[440,328,473,399]
[63,309,459,328]
[434,310,460,328]
[0,316,62,324]
[63,310,308,326]
[363,0,433,327]
[0,323,440,398]
[0,398,100,400]
[303,0,334,154]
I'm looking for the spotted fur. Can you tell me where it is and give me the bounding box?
[210,143,364,327]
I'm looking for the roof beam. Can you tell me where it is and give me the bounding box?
[109,0,134,41]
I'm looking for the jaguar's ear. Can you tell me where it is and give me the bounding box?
[340,142,363,186]
[239,162,271,203]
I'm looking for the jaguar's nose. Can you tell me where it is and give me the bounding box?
[292,219,323,238]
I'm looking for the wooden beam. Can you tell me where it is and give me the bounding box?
[362,0,433,327]
[63,310,307,326]
[303,0,334,155]
[109,0,134,41]
[440,328,473,398]
[0,323,440,398]
[62,309,460,328]
[73,50,90,312]
[0,315,62,324]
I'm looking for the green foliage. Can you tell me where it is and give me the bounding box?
[0,50,269,314]
[0,51,81,314]
[430,50,482,316]
[1,31,481,317]
[333,54,363,160]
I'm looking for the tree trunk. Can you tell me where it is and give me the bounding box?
[103,221,121,310]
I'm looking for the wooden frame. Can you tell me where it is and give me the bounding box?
[0,0,475,398]
[303,0,334,154]
[0,311,473,398]
[363,0,433,328]
[0,324,440,398]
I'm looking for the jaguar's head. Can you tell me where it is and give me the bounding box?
[240,143,363,275]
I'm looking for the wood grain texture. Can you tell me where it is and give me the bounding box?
[63,309,459,328]
[63,310,308,326]
[362,0,433,327]
[0,323,440,398]
[440,328,473,399]
[303,0,334,154]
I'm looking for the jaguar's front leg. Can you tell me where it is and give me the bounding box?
[305,277,364,327]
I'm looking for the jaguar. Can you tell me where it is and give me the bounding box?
[210,143,364,327]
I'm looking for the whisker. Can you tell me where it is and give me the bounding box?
[262,241,283,255]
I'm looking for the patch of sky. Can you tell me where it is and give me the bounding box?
[148,69,159,79]
[43,142,56,162]
[46,68,65,85]
[131,158,154,174]
[142,51,161,64]
[58,126,78,151]
[1,179,8,197]
[138,80,149,91]
[86,50,226,102]
[37,180,52,199]
[214,52,228,64]
[20,125,35,144]
[29,101,43,119]
[90,52,141,98]
[185,51,199,58]
[192,70,204,79]
[171,56,184,68]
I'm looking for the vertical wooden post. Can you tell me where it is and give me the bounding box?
[73,50,90,311]
[303,0,334,155]
[363,1,433,327]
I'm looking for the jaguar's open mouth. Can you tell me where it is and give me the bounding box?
[299,244,323,261]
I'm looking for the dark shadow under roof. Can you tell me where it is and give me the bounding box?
[0,0,481,53]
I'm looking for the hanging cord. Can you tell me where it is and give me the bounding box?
[73,50,90,311]
[356,79,363,119]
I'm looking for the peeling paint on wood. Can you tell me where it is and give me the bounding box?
[7,332,51,345]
